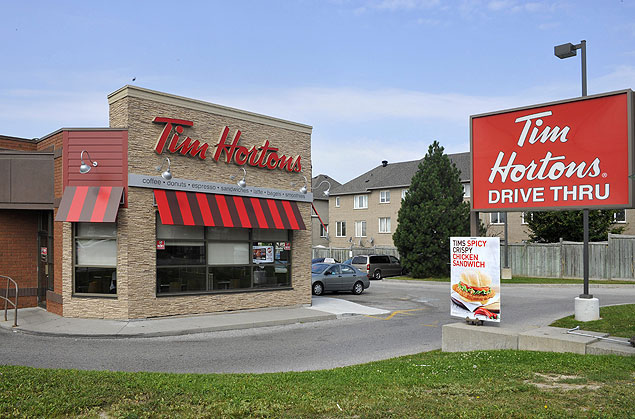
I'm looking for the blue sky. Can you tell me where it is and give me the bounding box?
[2,0,634,183]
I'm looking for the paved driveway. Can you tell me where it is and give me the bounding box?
[1,280,633,373]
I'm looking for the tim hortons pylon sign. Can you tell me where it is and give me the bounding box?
[471,90,634,211]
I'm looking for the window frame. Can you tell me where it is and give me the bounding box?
[353,194,368,209]
[336,221,346,237]
[355,220,367,237]
[613,209,626,223]
[378,217,391,233]
[401,189,408,200]
[379,190,390,203]
[319,223,328,238]
[521,212,533,225]
[463,183,471,198]
[490,212,504,225]
[335,197,340,207]
[73,222,118,297]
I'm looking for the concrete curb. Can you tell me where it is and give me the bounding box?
[442,322,635,356]
[0,307,337,339]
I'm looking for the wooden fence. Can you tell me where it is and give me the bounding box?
[502,234,635,279]
[313,233,635,279]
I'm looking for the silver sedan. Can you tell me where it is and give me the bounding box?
[311,263,371,296]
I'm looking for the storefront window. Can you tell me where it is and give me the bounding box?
[156,221,292,295]
[74,223,117,295]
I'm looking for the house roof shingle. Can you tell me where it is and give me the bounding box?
[331,152,471,196]
[311,174,341,200]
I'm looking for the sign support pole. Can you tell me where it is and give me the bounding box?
[579,40,593,299]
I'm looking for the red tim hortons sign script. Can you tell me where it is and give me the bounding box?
[471,90,633,211]
[152,117,302,173]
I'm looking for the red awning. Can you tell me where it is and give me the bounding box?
[55,186,123,222]
[154,190,306,230]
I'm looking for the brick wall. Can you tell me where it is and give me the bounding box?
[0,138,37,151]
[0,210,39,308]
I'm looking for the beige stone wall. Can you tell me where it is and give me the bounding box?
[64,87,312,319]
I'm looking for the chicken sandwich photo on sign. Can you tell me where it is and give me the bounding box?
[450,237,501,322]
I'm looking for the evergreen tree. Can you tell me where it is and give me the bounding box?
[393,141,470,277]
[526,210,624,243]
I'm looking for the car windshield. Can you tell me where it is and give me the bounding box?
[311,263,330,274]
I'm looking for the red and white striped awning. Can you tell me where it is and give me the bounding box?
[55,186,123,222]
[154,190,306,230]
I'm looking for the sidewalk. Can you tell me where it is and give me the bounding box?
[0,297,387,339]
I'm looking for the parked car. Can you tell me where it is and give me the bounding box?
[350,254,403,280]
[311,263,370,296]
[311,257,339,264]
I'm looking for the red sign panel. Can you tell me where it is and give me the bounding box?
[471,90,633,211]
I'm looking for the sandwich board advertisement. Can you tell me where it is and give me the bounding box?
[450,237,501,322]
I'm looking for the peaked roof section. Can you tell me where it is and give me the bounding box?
[312,174,341,201]
[331,152,471,196]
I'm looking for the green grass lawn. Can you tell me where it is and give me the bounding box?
[550,304,635,338]
[2,350,634,418]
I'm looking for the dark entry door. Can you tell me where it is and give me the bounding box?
[37,212,53,308]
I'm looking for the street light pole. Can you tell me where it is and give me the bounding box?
[554,40,592,299]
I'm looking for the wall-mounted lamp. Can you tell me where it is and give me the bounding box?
[230,167,247,188]
[156,157,172,180]
[315,179,331,197]
[299,175,308,194]
[79,150,98,174]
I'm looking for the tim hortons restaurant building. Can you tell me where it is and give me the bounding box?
[0,86,314,319]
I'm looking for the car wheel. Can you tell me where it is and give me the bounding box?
[352,281,364,295]
[312,282,324,296]
[373,270,382,280]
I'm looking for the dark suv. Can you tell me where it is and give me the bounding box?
[350,254,402,280]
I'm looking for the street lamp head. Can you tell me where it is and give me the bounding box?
[555,43,577,59]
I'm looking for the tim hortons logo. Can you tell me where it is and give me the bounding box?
[152,117,302,173]
[487,110,607,205]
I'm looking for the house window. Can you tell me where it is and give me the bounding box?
[335,197,340,207]
[354,195,368,209]
[380,190,390,203]
[379,217,391,233]
[320,223,328,237]
[463,184,471,198]
[490,212,505,225]
[74,223,117,295]
[355,221,367,237]
[336,221,346,237]
[521,212,533,225]
[401,189,408,200]
[613,209,626,223]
